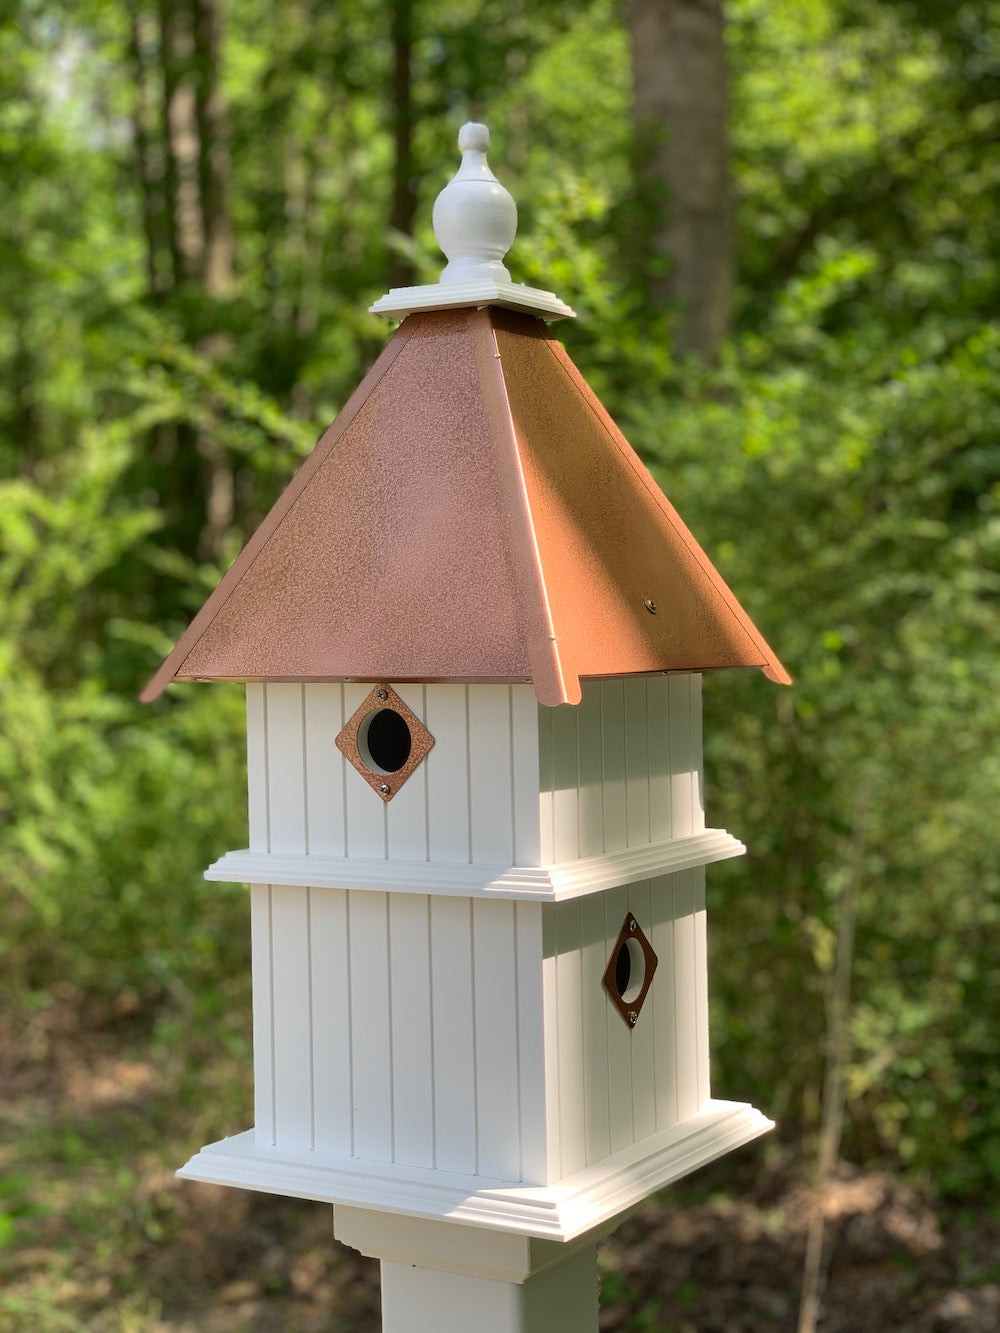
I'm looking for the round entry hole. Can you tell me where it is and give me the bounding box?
[614,937,646,1005]
[359,708,412,774]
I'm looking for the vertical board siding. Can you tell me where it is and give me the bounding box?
[473,899,521,1179]
[626,879,656,1142]
[554,900,587,1177]
[537,704,554,864]
[250,884,275,1143]
[304,684,345,857]
[386,684,429,862]
[310,886,353,1155]
[647,677,672,844]
[389,894,434,1166]
[580,892,611,1165]
[624,679,651,848]
[246,685,269,852]
[265,683,307,854]
[604,883,634,1153]
[600,682,627,854]
[541,905,562,1184]
[668,675,695,839]
[270,884,313,1148]
[511,686,542,866]
[693,865,711,1107]
[425,684,472,864]
[349,891,393,1160]
[672,869,700,1120]
[515,903,548,1184]
[430,897,477,1174]
[468,686,515,864]
[577,685,605,859]
[343,684,387,859]
[551,704,581,863]
[650,875,679,1133]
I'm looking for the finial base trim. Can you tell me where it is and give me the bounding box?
[370,279,576,322]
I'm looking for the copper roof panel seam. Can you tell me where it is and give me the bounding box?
[139,320,419,702]
[470,308,576,706]
[541,335,791,686]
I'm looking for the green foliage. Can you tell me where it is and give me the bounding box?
[1,0,996,1200]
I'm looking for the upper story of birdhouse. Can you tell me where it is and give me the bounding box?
[143,123,787,890]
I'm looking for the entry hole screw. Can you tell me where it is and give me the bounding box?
[377,689,389,701]
[378,783,391,795]
[628,1011,638,1026]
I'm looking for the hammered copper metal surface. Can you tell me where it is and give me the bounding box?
[602,913,659,1029]
[143,305,788,704]
[335,683,434,803]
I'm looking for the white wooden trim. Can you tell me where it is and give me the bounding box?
[178,1099,772,1243]
[206,829,745,902]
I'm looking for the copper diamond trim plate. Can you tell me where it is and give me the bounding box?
[602,913,659,1030]
[335,683,434,803]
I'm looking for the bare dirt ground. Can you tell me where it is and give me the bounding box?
[2,999,998,1332]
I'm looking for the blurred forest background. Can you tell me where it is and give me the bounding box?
[1,0,998,1329]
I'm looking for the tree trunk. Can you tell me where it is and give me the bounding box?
[625,0,732,358]
[387,0,417,289]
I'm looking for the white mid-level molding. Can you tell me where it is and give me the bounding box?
[178,1099,772,1242]
[204,828,745,903]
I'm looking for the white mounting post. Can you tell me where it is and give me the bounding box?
[370,122,576,321]
[334,1209,601,1333]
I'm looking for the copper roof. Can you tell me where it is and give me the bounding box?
[142,307,789,705]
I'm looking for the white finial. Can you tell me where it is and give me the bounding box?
[369,121,575,322]
[433,123,517,285]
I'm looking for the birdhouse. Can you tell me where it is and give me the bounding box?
[144,123,789,1332]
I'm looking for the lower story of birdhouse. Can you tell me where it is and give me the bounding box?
[178,870,772,1238]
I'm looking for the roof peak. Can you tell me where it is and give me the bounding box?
[370,122,575,323]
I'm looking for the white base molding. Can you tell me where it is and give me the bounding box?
[178,1099,772,1242]
[204,828,745,903]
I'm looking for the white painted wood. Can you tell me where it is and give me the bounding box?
[689,674,706,833]
[540,906,561,1185]
[425,683,472,864]
[673,869,699,1120]
[246,685,269,852]
[474,898,521,1179]
[550,704,580,863]
[510,686,541,866]
[304,684,345,856]
[576,685,604,859]
[430,897,477,1174]
[349,890,393,1160]
[537,704,554,865]
[469,685,515,864]
[206,828,745,901]
[650,875,679,1134]
[693,864,711,1107]
[378,1244,598,1333]
[624,678,651,848]
[269,884,313,1149]
[668,675,695,839]
[600,681,627,853]
[647,677,671,845]
[388,894,434,1166]
[343,683,387,859]
[310,886,353,1155]
[386,684,429,862]
[264,683,307,854]
[250,883,275,1143]
[181,1099,774,1241]
[554,900,586,1177]
[580,893,610,1166]
[604,883,634,1154]
[626,879,656,1143]
[514,903,548,1185]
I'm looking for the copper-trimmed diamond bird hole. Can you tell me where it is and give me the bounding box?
[336,683,434,803]
[602,913,658,1029]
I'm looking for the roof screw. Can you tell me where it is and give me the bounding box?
[378,783,391,795]
[377,689,389,701]
[643,598,657,614]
